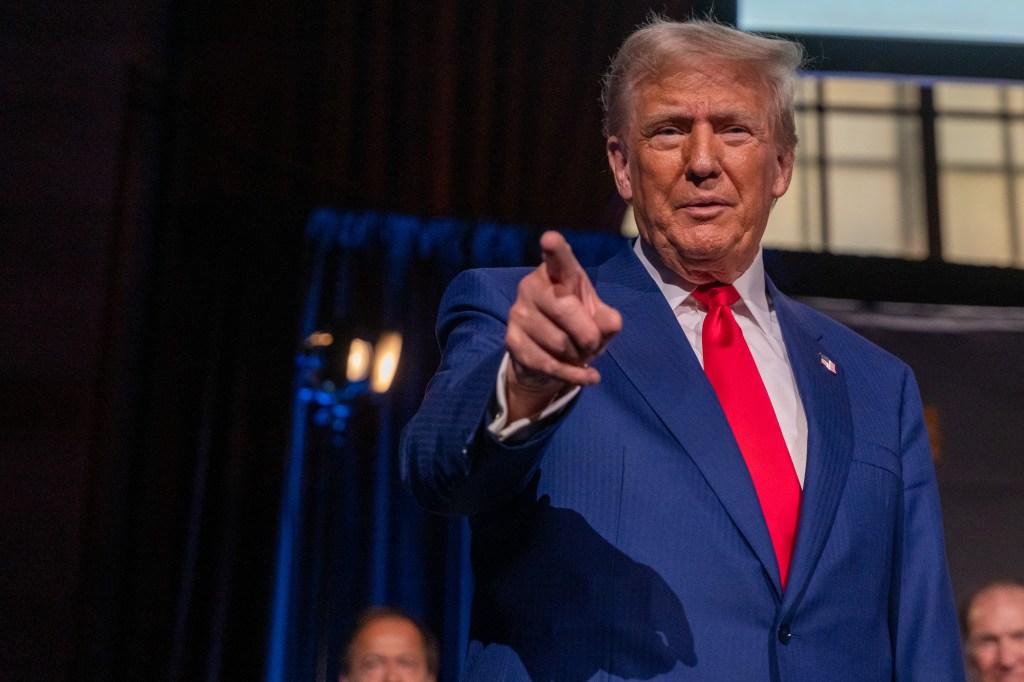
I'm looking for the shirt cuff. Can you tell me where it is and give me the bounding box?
[487,353,581,442]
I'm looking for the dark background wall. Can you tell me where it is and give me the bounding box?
[3,1,1021,680]
[2,1,164,678]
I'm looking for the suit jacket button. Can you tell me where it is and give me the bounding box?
[778,624,792,645]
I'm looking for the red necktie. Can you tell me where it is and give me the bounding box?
[692,283,801,589]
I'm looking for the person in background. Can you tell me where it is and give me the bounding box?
[339,606,438,682]
[961,580,1024,682]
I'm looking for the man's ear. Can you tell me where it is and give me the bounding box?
[772,147,795,200]
[606,136,632,201]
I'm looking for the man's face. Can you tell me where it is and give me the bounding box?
[342,616,435,682]
[965,585,1024,682]
[606,59,794,285]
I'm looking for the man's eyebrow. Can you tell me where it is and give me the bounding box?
[641,111,691,125]
[709,108,762,125]
[641,107,762,126]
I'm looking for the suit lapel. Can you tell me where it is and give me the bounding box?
[769,281,855,612]
[594,248,781,594]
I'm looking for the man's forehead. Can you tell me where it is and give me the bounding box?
[975,584,1024,605]
[969,585,1024,628]
[631,66,771,120]
[640,57,766,90]
[629,66,771,118]
[356,616,425,648]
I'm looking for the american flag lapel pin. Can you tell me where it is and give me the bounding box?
[819,353,837,374]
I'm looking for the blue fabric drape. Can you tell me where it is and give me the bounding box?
[266,209,627,682]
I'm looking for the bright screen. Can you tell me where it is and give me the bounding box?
[739,0,1024,45]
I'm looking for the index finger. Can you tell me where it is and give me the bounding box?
[540,231,581,287]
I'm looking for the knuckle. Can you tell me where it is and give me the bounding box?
[539,357,563,378]
[508,301,524,321]
[508,301,532,327]
[550,295,579,318]
[505,326,521,349]
[578,333,601,356]
[516,272,541,297]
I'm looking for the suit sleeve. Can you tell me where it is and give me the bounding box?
[399,268,565,516]
[893,367,966,681]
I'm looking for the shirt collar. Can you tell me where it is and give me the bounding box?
[632,237,773,334]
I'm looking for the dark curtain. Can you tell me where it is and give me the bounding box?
[269,209,627,681]
[158,0,699,231]
[74,200,310,681]
[294,0,650,226]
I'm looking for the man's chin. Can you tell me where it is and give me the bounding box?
[665,221,741,251]
[670,244,757,284]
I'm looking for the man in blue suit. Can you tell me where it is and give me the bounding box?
[401,18,964,681]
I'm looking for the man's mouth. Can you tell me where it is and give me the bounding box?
[680,197,730,217]
[682,195,729,209]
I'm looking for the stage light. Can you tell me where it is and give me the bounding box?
[346,338,373,382]
[370,332,402,393]
[304,331,334,348]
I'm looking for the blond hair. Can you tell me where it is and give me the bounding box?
[601,18,805,151]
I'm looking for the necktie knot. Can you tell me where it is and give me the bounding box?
[692,283,740,309]
[693,284,740,346]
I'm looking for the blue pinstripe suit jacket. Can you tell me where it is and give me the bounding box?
[400,243,964,681]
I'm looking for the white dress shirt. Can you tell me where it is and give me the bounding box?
[490,239,808,486]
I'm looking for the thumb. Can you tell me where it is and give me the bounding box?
[593,300,622,341]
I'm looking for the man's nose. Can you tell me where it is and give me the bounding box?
[685,124,720,178]
[996,639,1022,668]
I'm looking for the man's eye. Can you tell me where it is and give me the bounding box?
[657,128,681,136]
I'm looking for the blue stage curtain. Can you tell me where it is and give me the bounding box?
[266,209,627,682]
